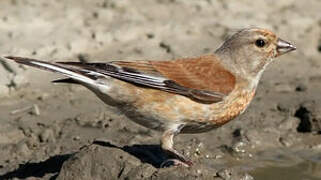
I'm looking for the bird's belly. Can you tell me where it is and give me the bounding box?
[120,105,218,133]
[120,104,220,133]
[117,91,231,133]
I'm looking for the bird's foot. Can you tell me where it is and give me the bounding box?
[160,158,192,168]
[161,149,193,168]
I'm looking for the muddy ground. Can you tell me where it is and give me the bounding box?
[0,0,321,179]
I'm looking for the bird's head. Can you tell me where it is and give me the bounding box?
[216,28,296,79]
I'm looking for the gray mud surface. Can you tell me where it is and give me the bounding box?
[0,0,321,179]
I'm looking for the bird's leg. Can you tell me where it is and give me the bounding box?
[160,124,193,167]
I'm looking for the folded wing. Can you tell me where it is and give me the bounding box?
[4,55,236,104]
[57,55,235,103]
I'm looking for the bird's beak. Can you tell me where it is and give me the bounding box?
[276,38,296,57]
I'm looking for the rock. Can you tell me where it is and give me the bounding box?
[16,141,31,157]
[39,129,55,143]
[56,142,227,180]
[56,143,156,180]
[30,104,40,116]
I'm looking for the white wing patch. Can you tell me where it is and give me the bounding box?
[31,61,96,85]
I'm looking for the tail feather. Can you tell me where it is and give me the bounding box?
[3,56,98,85]
[52,78,80,84]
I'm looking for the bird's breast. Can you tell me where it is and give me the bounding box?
[209,87,256,126]
[179,88,256,133]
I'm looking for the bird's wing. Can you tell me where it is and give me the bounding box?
[3,55,236,104]
[58,55,236,103]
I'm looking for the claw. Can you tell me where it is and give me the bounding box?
[160,159,192,168]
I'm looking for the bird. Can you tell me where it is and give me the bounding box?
[1,27,296,167]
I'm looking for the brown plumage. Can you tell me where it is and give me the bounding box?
[1,27,296,167]
[111,55,235,103]
[151,55,236,94]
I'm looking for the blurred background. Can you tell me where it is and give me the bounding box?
[0,0,320,179]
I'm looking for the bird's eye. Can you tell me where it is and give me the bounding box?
[255,39,266,48]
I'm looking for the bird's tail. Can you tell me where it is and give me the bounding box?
[0,56,97,85]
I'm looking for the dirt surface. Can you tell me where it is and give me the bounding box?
[0,0,321,179]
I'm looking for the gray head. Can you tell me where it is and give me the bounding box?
[215,28,296,79]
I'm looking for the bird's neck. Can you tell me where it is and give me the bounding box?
[214,50,271,91]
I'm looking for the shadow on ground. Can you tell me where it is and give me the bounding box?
[0,154,72,180]
[93,140,167,168]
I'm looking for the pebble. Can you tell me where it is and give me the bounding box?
[16,141,31,156]
[31,104,40,116]
[274,83,292,93]
[37,93,50,101]
[295,83,307,92]
[39,129,55,143]
[73,136,80,141]
[232,141,247,153]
